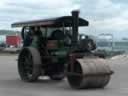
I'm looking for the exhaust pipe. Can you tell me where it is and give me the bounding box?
[71,10,79,46]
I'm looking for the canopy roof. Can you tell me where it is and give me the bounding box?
[11,16,89,28]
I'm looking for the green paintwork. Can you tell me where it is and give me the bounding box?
[30,36,38,48]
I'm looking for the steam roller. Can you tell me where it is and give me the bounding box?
[11,10,113,89]
[67,56,113,89]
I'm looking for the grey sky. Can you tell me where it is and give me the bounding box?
[0,0,128,39]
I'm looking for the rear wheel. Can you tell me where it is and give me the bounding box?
[18,47,41,82]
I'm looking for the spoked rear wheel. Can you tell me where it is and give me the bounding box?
[18,47,41,82]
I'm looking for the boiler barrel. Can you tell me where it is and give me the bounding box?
[67,57,113,89]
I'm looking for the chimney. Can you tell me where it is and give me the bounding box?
[71,10,79,46]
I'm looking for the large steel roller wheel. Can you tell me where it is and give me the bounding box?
[67,57,113,89]
[18,47,41,82]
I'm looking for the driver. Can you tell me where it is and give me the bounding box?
[23,27,34,47]
[30,26,43,48]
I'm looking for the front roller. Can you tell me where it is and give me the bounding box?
[67,57,113,89]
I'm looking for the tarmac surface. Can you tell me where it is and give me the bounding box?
[0,55,128,96]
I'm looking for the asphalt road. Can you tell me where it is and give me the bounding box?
[0,55,128,96]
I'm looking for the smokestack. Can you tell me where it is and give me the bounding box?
[71,10,79,46]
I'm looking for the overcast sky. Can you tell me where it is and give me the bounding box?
[0,0,128,39]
